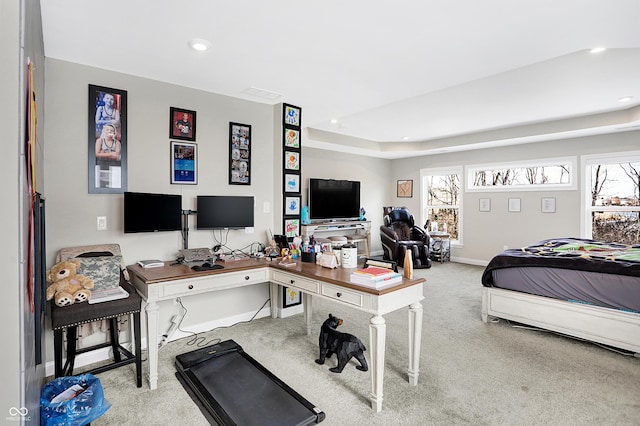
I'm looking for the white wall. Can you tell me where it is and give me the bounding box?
[390,130,640,263]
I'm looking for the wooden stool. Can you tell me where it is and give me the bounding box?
[346,234,370,258]
[51,278,142,387]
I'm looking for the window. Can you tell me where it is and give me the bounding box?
[467,157,576,191]
[421,167,462,243]
[583,152,640,244]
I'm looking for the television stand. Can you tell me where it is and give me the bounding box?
[301,220,371,254]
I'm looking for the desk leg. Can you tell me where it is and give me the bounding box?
[269,282,278,319]
[303,293,313,336]
[408,302,423,386]
[144,301,160,390]
[369,315,386,412]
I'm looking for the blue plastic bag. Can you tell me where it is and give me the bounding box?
[40,373,111,426]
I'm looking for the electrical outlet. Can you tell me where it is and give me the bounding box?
[97,216,107,231]
[263,201,270,213]
[503,245,508,250]
[245,227,255,234]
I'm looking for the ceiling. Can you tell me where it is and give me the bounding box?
[40,0,640,159]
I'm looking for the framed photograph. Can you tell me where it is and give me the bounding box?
[285,150,300,170]
[170,107,196,141]
[284,127,300,148]
[284,173,300,193]
[284,218,300,238]
[229,122,251,185]
[283,103,301,127]
[285,196,301,216]
[171,141,197,184]
[508,198,521,212]
[542,197,556,213]
[397,179,413,198]
[88,84,127,194]
[283,286,302,308]
[479,198,491,212]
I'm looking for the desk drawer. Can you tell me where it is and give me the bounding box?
[321,283,363,307]
[163,269,268,298]
[271,271,319,294]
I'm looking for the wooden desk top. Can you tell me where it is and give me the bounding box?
[127,258,425,296]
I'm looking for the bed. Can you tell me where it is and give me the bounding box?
[481,238,640,354]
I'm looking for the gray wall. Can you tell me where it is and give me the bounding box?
[1,0,46,418]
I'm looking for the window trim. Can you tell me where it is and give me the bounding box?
[466,156,577,192]
[420,166,463,246]
[581,150,640,238]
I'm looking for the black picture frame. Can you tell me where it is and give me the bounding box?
[170,107,197,141]
[171,141,197,185]
[88,84,127,194]
[229,122,251,185]
[283,286,302,308]
[283,103,302,127]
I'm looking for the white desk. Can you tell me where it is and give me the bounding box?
[127,258,425,412]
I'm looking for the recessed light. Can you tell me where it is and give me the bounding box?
[402,136,410,141]
[188,38,211,51]
[590,47,606,54]
[330,119,338,124]
[618,96,634,103]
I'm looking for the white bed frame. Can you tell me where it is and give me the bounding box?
[482,287,640,354]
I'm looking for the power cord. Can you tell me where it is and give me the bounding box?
[173,297,271,348]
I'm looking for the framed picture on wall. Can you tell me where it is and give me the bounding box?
[283,286,302,308]
[284,127,300,148]
[397,179,413,198]
[283,103,301,127]
[284,173,300,193]
[229,122,251,185]
[284,218,300,238]
[170,141,197,184]
[88,84,127,194]
[170,107,196,141]
[285,151,300,170]
[285,196,301,216]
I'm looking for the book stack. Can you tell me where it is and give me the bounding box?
[349,266,403,288]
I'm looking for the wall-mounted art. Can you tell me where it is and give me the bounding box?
[283,103,301,127]
[285,151,300,170]
[171,141,197,184]
[284,127,300,148]
[170,107,196,141]
[284,173,300,193]
[229,122,251,185]
[285,196,301,216]
[89,84,127,194]
[397,179,413,198]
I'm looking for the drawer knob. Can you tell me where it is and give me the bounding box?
[245,276,250,280]
[337,292,342,298]
[290,279,295,284]
[188,284,194,290]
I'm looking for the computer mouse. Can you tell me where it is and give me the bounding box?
[202,262,212,267]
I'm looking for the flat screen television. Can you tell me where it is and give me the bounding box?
[197,195,255,230]
[308,178,361,221]
[124,192,182,233]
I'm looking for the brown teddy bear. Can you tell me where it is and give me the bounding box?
[46,259,94,307]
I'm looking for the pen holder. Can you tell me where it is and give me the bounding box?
[301,252,317,263]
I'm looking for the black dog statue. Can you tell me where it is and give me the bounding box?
[315,313,368,373]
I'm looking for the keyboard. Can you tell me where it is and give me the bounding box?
[191,264,224,271]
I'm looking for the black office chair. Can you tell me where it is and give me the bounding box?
[380,207,431,269]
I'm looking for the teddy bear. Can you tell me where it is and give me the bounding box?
[46,259,94,307]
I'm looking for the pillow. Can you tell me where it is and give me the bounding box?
[76,255,123,291]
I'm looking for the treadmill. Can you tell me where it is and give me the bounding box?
[175,339,326,426]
